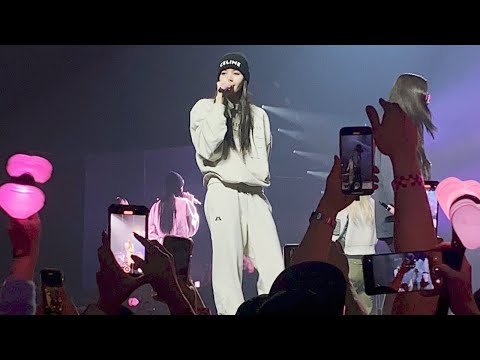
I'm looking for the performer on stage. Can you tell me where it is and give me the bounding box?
[148,171,200,243]
[333,196,377,314]
[190,52,284,315]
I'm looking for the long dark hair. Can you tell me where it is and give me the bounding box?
[214,82,253,159]
[388,73,437,179]
[159,171,184,234]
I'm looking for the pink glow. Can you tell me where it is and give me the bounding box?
[6,154,53,184]
[0,183,45,219]
[450,199,480,250]
[436,177,480,220]
[437,177,480,250]
[128,297,139,307]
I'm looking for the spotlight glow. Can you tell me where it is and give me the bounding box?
[306,170,329,179]
[293,151,332,165]
[277,128,304,141]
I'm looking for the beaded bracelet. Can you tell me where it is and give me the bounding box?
[392,174,424,192]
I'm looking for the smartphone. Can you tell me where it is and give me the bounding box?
[425,180,439,235]
[40,268,64,315]
[340,126,374,196]
[163,235,193,278]
[283,244,299,268]
[362,250,443,295]
[108,204,149,277]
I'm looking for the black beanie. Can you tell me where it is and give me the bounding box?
[218,52,250,83]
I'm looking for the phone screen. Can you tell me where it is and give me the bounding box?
[109,205,148,277]
[163,236,192,277]
[40,269,64,315]
[41,269,63,287]
[425,181,439,235]
[363,250,442,295]
[340,127,374,195]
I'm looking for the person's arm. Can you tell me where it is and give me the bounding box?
[389,154,439,314]
[190,99,228,162]
[292,156,359,265]
[367,99,438,315]
[0,215,41,315]
[391,154,437,251]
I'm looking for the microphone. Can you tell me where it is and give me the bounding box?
[218,85,233,93]
[379,201,395,215]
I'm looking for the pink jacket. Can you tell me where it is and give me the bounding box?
[148,197,199,242]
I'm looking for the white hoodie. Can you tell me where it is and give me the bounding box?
[148,197,199,243]
[190,98,272,187]
[332,197,378,256]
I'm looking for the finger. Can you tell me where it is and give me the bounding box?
[365,105,380,131]
[152,241,173,257]
[97,245,108,266]
[334,154,341,167]
[144,238,171,257]
[373,165,379,174]
[131,255,146,270]
[378,98,400,116]
[379,98,391,109]
[150,240,162,248]
[373,184,378,190]
[373,174,379,183]
[101,230,109,247]
[327,155,341,181]
[97,243,117,269]
[96,271,103,286]
[133,232,154,250]
[97,232,112,268]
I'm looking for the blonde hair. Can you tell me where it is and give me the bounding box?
[388,73,437,179]
[346,196,374,226]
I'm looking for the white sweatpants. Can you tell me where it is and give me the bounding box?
[204,178,284,315]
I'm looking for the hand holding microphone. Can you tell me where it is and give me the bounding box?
[182,191,202,206]
[217,81,233,94]
[379,201,395,215]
